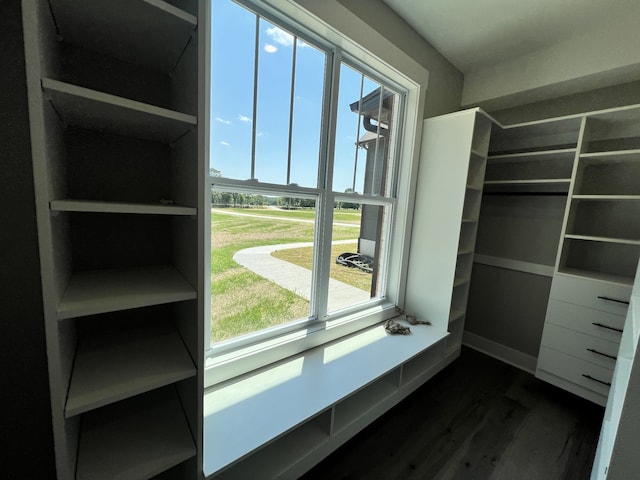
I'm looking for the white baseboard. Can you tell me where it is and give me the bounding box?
[462,331,537,374]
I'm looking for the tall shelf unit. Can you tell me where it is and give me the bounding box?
[536,105,640,405]
[465,117,580,369]
[405,108,491,361]
[22,1,204,478]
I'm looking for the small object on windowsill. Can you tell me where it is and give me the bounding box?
[406,315,431,326]
[160,198,174,205]
[384,319,411,335]
[394,306,431,326]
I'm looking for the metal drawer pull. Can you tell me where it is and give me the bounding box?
[586,348,617,360]
[582,374,612,387]
[597,295,630,306]
[592,322,623,333]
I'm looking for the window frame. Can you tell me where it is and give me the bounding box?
[204,0,428,387]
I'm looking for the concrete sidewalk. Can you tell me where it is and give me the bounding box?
[233,240,371,312]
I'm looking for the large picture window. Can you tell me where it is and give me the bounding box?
[207,0,412,373]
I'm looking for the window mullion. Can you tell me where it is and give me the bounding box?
[310,47,341,320]
[286,38,297,185]
[250,16,260,180]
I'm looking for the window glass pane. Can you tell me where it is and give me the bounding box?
[333,63,399,197]
[289,39,325,188]
[210,0,255,180]
[210,193,316,344]
[329,202,388,312]
[254,19,294,184]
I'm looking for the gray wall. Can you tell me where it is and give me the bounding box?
[489,79,640,125]
[0,1,56,477]
[338,0,464,118]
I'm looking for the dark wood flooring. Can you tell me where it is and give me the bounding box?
[301,347,604,480]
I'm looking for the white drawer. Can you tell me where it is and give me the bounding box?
[550,274,631,316]
[545,299,625,342]
[537,346,613,397]
[540,323,619,370]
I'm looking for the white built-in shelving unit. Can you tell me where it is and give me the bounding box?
[22,0,203,478]
[405,108,492,361]
[204,320,448,479]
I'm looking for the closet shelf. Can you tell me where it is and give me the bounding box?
[57,265,196,320]
[49,0,196,73]
[76,386,196,480]
[449,309,465,323]
[580,149,640,159]
[42,79,197,143]
[558,267,635,286]
[50,199,197,216]
[484,179,570,186]
[488,148,576,162]
[65,326,196,418]
[473,254,555,277]
[572,195,640,201]
[564,234,640,246]
[453,276,469,288]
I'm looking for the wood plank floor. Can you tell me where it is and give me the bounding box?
[301,347,604,480]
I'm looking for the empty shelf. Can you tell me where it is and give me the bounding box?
[50,199,196,216]
[564,234,640,246]
[43,79,196,143]
[49,0,196,73]
[488,148,576,161]
[65,326,196,417]
[76,387,196,480]
[57,265,196,320]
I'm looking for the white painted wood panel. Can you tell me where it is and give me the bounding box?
[50,199,197,216]
[550,273,631,315]
[541,323,618,370]
[545,299,625,341]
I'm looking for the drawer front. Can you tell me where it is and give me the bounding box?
[550,274,631,315]
[545,299,625,342]
[537,346,613,397]
[541,323,619,370]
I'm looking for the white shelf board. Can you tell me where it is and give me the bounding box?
[76,387,196,480]
[57,265,196,320]
[488,148,576,161]
[203,320,448,476]
[581,149,640,159]
[558,267,635,286]
[50,199,196,216]
[573,195,640,201]
[450,308,465,323]
[473,254,555,277]
[43,79,196,143]
[484,179,570,186]
[565,234,640,246]
[453,276,469,287]
[50,0,196,73]
[65,326,196,417]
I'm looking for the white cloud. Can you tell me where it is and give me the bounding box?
[215,117,231,125]
[238,114,251,123]
[220,141,230,146]
[266,26,308,48]
[264,44,278,54]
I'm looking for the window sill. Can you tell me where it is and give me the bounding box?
[203,317,449,477]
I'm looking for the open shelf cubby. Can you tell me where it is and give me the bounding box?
[559,238,640,284]
[582,107,640,153]
[489,116,582,155]
[566,198,640,241]
[574,153,640,195]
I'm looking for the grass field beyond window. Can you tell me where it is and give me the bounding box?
[211,208,366,343]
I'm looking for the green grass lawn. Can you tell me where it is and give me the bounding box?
[210,208,364,343]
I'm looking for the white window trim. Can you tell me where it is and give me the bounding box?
[204,0,429,387]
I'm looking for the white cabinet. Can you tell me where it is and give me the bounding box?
[22,1,204,478]
[405,108,492,360]
[536,105,640,405]
[591,263,640,479]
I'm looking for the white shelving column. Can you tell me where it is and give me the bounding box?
[22,1,203,478]
[404,109,491,362]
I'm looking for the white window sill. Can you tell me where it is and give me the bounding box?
[203,318,449,477]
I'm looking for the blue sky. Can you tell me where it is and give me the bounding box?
[210,0,380,193]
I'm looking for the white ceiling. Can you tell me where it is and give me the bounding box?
[383,0,640,73]
[382,0,640,108]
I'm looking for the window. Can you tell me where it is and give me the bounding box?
[206,0,423,383]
